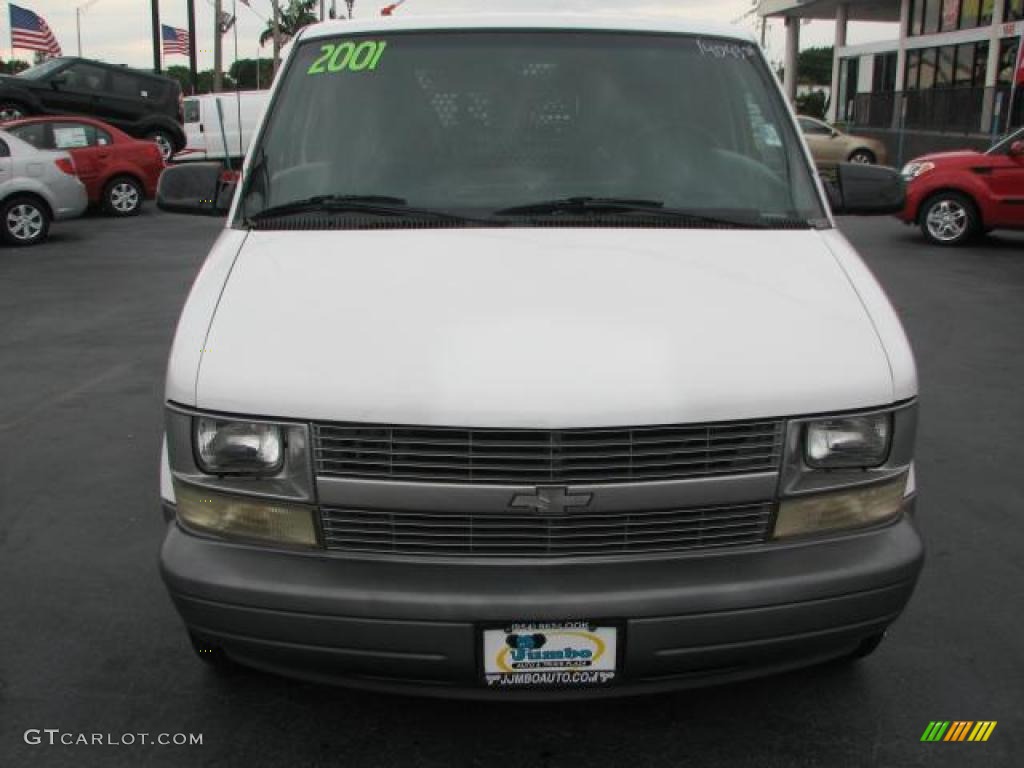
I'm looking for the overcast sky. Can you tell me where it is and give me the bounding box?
[1,1,897,71]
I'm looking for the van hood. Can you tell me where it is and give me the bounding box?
[195,228,895,428]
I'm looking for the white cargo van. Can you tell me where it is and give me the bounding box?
[175,91,269,164]
[156,15,921,699]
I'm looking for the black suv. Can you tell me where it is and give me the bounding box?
[0,57,185,160]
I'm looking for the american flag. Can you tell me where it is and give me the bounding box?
[9,4,61,57]
[162,24,190,57]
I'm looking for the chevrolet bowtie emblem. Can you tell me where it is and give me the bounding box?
[509,486,593,516]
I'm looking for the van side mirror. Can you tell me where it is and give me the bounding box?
[157,162,236,216]
[825,163,905,216]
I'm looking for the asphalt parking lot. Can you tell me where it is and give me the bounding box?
[1,210,1022,768]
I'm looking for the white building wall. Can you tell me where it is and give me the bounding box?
[857,54,875,94]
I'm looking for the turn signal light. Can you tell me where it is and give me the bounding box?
[774,475,908,539]
[174,482,319,548]
[54,158,76,176]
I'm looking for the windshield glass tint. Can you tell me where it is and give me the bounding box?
[18,58,67,80]
[242,31,824,225]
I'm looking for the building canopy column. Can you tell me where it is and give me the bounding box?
[828,4,849,121]
[784,16,801,104]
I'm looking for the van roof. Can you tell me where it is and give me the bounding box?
[300,14,755,44]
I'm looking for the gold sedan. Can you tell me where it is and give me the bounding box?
[797,116,888,167]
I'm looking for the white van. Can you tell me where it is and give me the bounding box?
[175,90,269,164]
[157,15,922,698]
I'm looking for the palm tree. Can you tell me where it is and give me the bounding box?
[259,0,318,48]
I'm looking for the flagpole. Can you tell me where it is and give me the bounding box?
[1010,35,1024,131]
[150,0,161,73]
[187,0,197,94]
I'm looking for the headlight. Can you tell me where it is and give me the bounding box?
[174,482,318,547]
[805,413,891,469]
[194,417,284,475]
[901,161,934,180]
[774,474,907,538]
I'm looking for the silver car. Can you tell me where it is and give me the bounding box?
[0,129,87,246]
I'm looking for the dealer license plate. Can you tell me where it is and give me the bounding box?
[482,622,618,689]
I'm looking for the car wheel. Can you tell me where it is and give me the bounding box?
[147,130,175,162]
[0,102,27,121]
[1,196,50,246]
[104,176,143,217]
[919,192,978,246]
[848,149,876,165]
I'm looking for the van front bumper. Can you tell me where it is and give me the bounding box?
[160,502,923,699]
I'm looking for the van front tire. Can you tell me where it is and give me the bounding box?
[189,632,238,673]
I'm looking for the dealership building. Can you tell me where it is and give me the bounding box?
[760,0,1024,156]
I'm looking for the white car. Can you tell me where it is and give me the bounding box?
[0,129,87,246]
[175,91,270,165]
[157,15,921,698]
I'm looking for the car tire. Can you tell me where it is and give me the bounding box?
[848,149,876,165]
[0,102,28,121]
[146,130,176,162]
[104,176,144,217]
[919,191,978,247]
[189,632,238,673]
[1,195,51,246]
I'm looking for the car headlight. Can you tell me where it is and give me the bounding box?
[805,413,891,469]
[774,474,907,538]
[165,407,317,547]
[194,417,284,475]
[901,161,934,180]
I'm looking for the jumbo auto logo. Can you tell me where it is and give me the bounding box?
[496,629,606,673]
[921,721,997,743]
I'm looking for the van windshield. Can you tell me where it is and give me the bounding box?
[240,30,826,228]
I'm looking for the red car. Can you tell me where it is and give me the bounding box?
[898,127,1024,246]
[0,116,164,216]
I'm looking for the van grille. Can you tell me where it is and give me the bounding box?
[312,420,784,485]
[320,502,774,558]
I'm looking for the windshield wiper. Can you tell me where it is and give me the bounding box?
[493,197,789,229]
[495,197,667,216]
[245,195,478,225]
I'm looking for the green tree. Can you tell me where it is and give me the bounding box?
[229,58,274,90]
[166,65,236,95]
[165,65,192,94]
[0,59,30,74]
[797,46,834,86]
[260,0,318,47]
[795,90,828,119]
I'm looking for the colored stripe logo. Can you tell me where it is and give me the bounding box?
[921,721,997,742]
